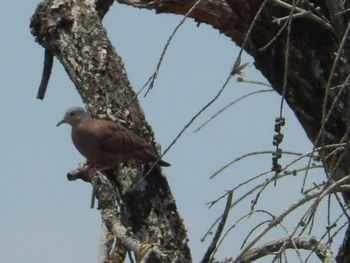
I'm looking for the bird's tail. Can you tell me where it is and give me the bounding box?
[158,159,171,167]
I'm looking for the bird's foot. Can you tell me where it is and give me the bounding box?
[67,161,98,182]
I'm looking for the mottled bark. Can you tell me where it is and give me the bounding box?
[30,1,191,263]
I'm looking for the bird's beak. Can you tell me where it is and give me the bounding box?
[56,119,66,127]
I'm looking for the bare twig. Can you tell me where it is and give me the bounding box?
[240,220,271,250]
[274,222,304,263]
[202,176,272,242]
[239,236,336,263]
[271,0,334,32]
[144,0,204,96]
[161,74,232,157]
[305,213,343,262]
[259,17,289,51]
[194,89,273,133]
[235,0,269,52]
[295,177,350,244]
[310,176,350,215]
[216,210,275,254]
[329,221,348,243]
[203,164,322,242]
[133,73,234,190]
[236,78,271,87]
[210,150,304,179]
[202,191,233,263]
[335,8,350,16]
[231,192,319,263]
[324,0,345,36]
[204,145,343,244]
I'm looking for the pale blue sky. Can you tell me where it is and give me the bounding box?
[0,1,336,262]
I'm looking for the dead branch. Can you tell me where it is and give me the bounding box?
[239,236,335,263]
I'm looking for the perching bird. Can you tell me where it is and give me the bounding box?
[57,107,170,168]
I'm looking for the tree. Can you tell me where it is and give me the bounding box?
[30,0,350,262]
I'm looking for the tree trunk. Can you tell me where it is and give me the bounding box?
[30,1,191,262]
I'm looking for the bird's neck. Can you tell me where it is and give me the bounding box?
[73,116,91,129]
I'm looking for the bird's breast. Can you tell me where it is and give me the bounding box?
[71,126,112,166]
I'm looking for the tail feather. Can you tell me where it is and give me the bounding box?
[158,159,171,167]
[142,148,171,167]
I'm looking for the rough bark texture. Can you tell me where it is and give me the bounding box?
[30,1,191,263]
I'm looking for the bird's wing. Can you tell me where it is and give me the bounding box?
[94,120,149,154]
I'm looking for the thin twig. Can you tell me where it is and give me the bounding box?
[207,170,271,208]
[136,73,234,188]
[231,192,320,263]
[210,150,304,179]
[205,145,344,242]
[205,165,314,244]
[329,221,348,243]
[295,176,350,245]
[240,220,271,249]
[271,0,334,32]
[203,164,321,242]
[194,89,273,132]
[201,174,273,242]
[305,213,343,262]
[335,8,350,16]
[309,176,350,218]
[259,18,289,51]
[327,194,332,243]
[144,0,204,96]
[216,210,275,254]
[236,78,272,87]
[239,236,336,263]
[201,191,233,263]
[276,223,304,263]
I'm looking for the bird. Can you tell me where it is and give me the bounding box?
[56,107,170,168]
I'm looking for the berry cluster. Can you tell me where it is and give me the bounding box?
[272,117,285,173]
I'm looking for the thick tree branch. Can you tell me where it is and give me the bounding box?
[69,168,170,263]
[30,1,191,262]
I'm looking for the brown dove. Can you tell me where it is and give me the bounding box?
[57,107,170,168]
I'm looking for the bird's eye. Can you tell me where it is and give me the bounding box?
[70,112,75,117]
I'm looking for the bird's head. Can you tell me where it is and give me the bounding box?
[56,107,90,127]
